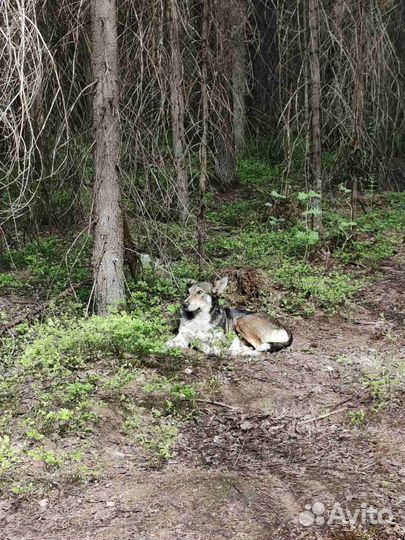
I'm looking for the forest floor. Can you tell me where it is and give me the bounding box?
[1,252,404,539]
[0,173,404,539]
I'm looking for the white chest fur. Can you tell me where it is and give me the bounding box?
[182,311,213,333]
[167,310,226,355]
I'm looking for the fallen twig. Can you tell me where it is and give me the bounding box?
[298,405,351,425]
[196,398,239,411]
[353,320,384,326]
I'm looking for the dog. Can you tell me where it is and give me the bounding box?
[166,276,292,356]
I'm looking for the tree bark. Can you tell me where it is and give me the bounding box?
[123,215,140,280]
[308,0,322,231]
[198,0,209,271]
[251,0,279,120]
[91,0,126,315]
[168,0,189,224]
[213,0,238,190]
[350,0,366,234]
[232,0,247,154]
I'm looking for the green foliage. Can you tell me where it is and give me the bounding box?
[26,428,44,442]
[128,275,182,309]
[4,235,91,293]
[349,409,367,427]
[143,379,197,415]
[327,192,404,266]
[362,374,398,410]
[0,150,403,498]
[338,232,399,266]
[10,482,34,497]
[207,199,261,227]
[20,311,173,376]
[170,258,200,279]
[207,227,320,269]
[43,402,97,435]
[270,189,286,200]
[297,190,321,203]
[136,420,178,460]
[238,158,280,187]
[275,262,362,314]
[28,446,83,469]
[0,272,20,290]
[65,382,94,401]
[0,279,197,495]
[0,436,20,476]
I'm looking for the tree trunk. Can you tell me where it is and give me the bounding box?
[31,77,50,228]
[198,0,209,271]
[393,0,405,158]
[91,0,126,315]
[350,0,366,235]
[213,0,238,190]
[168,0,189,224]
[123,215,140,280]
[251,0,279,121]
[214,131,238,190]
[308,0,322,231]
[232,0,247,154]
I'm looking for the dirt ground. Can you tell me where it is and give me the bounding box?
[1,259,404,540]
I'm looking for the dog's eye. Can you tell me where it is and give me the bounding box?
[197,290,203,295]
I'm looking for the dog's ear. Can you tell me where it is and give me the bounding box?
[186,278,197,291]
[212,276,228,295]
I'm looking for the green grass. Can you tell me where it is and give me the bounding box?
[275,261,363,314]
[0,152,403,496]
[238,157,281,188]
[3,235,91,296]
[0,302,196,495]
[0,272,20,290]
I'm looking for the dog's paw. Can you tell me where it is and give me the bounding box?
[229,336,259,357]
[241,349,261,357]
[166,336,188,349]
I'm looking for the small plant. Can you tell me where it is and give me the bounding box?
[101,365,137,394]
[123,404,141,433]
[26,428,44,442]
[143,379,197,415]
[335,355,353,366]
[208,199,261,227]
[0,272,20,290]
[65,382,94,401]
[137,421,178,461]
[28,446,83,469]
[0,436,20,475]
[362,374,398,410]
[10,482,34,497]
[238,158,279,187]
[203,376,223,399]
[349,409,367,427]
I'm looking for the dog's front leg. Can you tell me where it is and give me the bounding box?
[166,330,190,350]
[229,336,261,357]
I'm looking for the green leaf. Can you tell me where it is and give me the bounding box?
[302,209,322,216]
[270,189,286,199]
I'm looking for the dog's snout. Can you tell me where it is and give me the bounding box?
[183,300,190,308]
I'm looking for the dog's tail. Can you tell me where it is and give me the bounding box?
[270,330,293,352]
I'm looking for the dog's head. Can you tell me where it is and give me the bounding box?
[183,277,228,313]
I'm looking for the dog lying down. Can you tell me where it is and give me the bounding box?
[166,276,293,357]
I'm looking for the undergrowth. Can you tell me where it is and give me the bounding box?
[0,285,193,496]
[0,153,403,497]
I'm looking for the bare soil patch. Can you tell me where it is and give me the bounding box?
[1,259,404,540]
